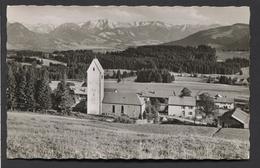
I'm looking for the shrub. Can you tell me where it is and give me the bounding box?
[72,99,87,113]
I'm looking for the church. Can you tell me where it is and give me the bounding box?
[87,58,145,119]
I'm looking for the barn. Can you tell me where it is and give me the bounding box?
[168,96,196,119]
[219,108,249,129]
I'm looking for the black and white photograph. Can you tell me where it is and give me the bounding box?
[6,5,250,160]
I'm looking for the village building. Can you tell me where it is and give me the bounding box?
[234,97,249,112]
[138,90,175,113]
[232,108,249,128]
[102,92,145,119]
[168,96,196,119]
[71,87,88,104]
[234,78,249,86]
[213,97,234,110]
[219,108,249,129]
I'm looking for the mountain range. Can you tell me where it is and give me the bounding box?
[163,23,249,50]
[7,19,221,51]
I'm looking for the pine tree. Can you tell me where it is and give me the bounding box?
[155,71,162,83]
[122,71,128,78]
[171,74,175,82]
[16,68,27,110]
[198,93,216,115]
[54,72,73,114]
[7,66,17,110]
[25,68,36,111]
[116,70,121,83]
[36,68,52,112]
[180,87,192,97]
[148,70,155,82]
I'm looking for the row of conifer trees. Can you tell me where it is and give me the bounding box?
[7,62,74,114]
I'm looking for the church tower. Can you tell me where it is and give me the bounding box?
[87,58,104,115]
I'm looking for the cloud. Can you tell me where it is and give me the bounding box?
[7,6,249,26]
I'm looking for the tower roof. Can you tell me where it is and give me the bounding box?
[87,58,104,73]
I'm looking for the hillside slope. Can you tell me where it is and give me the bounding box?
[163,24,249,50]
[7,112,249,159]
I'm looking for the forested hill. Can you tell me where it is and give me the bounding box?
[51,45,218,72]
[10,45,249,80]
[163,24,249,51]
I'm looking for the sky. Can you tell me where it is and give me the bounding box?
[7,6,250,26]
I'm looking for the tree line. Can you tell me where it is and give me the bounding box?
[9,45,249,81]
[135,69,175,83]
[7,62,75,114]
[51,45,249,76]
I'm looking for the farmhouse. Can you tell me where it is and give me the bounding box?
[102,92,145,119]
[168,96,196,119]
[214,97,234,110]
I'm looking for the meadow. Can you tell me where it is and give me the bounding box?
[7,112,249,159]
[104,80,250,99]
[216,51,250,61]
[31,56,67,66]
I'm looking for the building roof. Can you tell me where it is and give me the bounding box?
[242,79,249,84]
[231,108,249,125]
[214,97,234,103]
[87,58,104,73]
[72,87,88,95]
[168,96,196,106]
[102,92,145,105]
[138,90,176,98]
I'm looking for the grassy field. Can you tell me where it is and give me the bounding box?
[7,112,249,159]
[104,80,249,98]
[216,51,249,61]
[213,128,250,141]
[31,56,67,66]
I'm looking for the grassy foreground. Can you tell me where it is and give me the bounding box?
[7,112,249,159]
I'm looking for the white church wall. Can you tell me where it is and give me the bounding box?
[102,103,143,119]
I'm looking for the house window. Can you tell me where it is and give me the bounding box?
[189,112,193,115]
[121,106,124,114]
[112,105,115,113]
[188,106,193,109]
[181,106,185,109]
[93,67,95,71]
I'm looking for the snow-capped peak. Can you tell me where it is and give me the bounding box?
[24,23,55,34]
